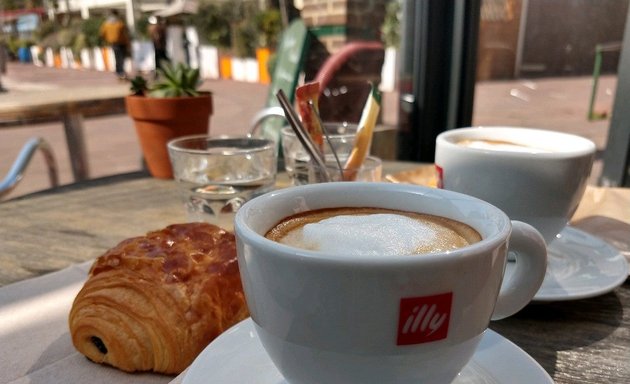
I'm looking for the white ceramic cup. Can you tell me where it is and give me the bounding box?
[435,127,596,244]
[234,182,547,384]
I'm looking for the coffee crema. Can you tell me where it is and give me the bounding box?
[456,139,552,154]
[265,207,481,256]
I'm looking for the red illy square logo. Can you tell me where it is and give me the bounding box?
[435,165,444,189]
[397,292,452,345]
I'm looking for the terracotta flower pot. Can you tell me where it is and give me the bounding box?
[125,93,213,178]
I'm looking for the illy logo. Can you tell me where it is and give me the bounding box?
[397,293,452,345]
[435,165,444,189]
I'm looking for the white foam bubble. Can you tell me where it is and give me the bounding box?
[298,214,440,256]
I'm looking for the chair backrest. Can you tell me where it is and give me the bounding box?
[250,33,385,164]
[314,40,384,123]
[314,41,384,92]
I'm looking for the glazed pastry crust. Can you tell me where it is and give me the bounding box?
[68,223,249,374]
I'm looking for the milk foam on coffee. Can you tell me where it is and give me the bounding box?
[266,208,480,256]
[457,139,552,154]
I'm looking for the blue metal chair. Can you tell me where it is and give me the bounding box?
[1,137,59,200]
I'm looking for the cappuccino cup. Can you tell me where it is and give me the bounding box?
[234,182,547,384]
[435,127,596,244]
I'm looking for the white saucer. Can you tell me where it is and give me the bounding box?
[183,318,553,384]
[506,226,629,302]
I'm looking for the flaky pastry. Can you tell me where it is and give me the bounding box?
[68,223,249,374]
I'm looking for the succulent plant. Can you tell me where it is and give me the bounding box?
[149,62,201,98]
[128,62,204,98]
[129,75,148,96]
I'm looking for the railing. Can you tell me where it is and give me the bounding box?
[0,137,59,200]
[588,42,622,121]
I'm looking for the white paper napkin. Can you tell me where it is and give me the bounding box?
[0,261,173,384]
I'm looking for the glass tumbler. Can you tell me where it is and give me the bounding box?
[168,135,277,231]
[281,123,382,185]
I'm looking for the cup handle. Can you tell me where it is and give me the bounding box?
[491,221,547,320]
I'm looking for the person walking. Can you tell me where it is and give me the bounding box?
[148,16,169,76]
[100,9,130,80]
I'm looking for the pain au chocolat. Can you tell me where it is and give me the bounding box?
[68,223,249,374]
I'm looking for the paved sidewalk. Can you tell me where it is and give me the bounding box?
[0,62,616,199]
[0,63,269,198]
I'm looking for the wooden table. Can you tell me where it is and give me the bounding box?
[0,86,126,181]
[0,164,628,383]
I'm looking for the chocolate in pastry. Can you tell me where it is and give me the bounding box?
[68,223,249,374]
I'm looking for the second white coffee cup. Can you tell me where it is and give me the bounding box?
[435,126,596,244]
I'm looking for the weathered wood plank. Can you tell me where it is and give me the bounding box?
[1,165,628,383]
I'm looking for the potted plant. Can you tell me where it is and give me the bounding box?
[76,17,105,69]
[232,21,258,82]
[125,62,213,178]
[255,8,282,84]
[224,1,258,81]
[193,2,231,79]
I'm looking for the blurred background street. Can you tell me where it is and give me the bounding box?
[1,0,626,199]
[0,61,615,199]
[0,62,268,198]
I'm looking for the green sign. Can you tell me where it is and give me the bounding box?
[261,19,311,143]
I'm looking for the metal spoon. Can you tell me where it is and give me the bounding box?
[275,90,330,182]
[308,100,345,180]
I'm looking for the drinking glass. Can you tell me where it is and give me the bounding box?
[281,123,382,185]
[168,135,277,231]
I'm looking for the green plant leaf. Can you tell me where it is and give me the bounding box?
[148,62,203,98]
[129,75,148,96]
